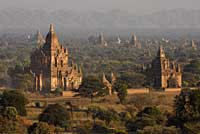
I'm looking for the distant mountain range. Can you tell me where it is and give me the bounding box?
[0,8,200,30]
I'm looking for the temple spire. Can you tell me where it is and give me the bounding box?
[50,24,54,33]
[158,45,165,58]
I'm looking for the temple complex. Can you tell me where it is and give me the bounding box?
[151,46,182,89]
[30,24,82,92]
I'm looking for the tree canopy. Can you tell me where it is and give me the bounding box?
[113,81,128,104]
[174,89,200,122]
[39,104,71,128]
[75,76,108,102]
[1,90,28,116]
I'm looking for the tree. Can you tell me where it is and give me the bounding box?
[136,125,180,134]
[183,59,200,86]
[7,65,33,91]
[28,122,55,134]
[0,115,27,134]
[1,90,28,116]
[183,122,200,134]
[119,71,145,88]
[137,106,162,117]
[184,59,200,74]
[174,89,200,122]
[3,106,18,119]
[113,81,128,104]
[98,108,119,126]
[125,106,166,132]
[39,104,71,128]
[87,105,102,125]
[75,76,108,103]
[88,106,119,126]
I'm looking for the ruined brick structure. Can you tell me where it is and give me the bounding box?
[102,72,116,95]
[151,46,182,89]
[30,24,82,92]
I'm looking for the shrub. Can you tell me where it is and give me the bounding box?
[76,121,93,134]
[136,125,180,134]
[174,89,200,122]
[98,109,119,126]
[39,104,71,129]
[126,107,166,132]
[113,82,128,104]
[3,106,18,119]
[1,90,28,116]
[28,122,55,134]
[91,123,109,134]
[182,122,200,134]
[54,88,63,96]
[0,115,27,134]
[137,106,162,117]
[75,76,107,103]
[88,106,119,126]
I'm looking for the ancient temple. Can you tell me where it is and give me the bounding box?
[191,40,197,50]
[151,46,182,89]
[98,33,107,46]
[102,72,116,95]
[30,24,82,92]
[130,33,141,48]
[35,30,45,47]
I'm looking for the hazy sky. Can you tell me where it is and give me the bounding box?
[0,0,200,14]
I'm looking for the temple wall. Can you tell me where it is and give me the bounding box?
[127,88,149,94]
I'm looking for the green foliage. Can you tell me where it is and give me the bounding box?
[182,81,189,87]
[91,122,127,134]
[0,63,6,78]
[184,59,200,74]
[76,121,93,134]
[98,109,119,126]
[76,76,107,102]
[183,59,200,87]
[136,125,180,134]
[119,71,145,88]
[88,105,103,124]
[3,106,18,119]
[39,104,71,128]
[182,122,200,134]
[113,81,128,104]
[0,115,27,134]
[1,90,28,116]
[28,122,55,134]
[126,106,166,132]
[53,88,63,96]
[174,89,200,122]
[88,106,119,126]
[137,106,162,117]
[119,112,132,122]
[8,65,33,91]
[182,72,199,87]
[91,123,110,134]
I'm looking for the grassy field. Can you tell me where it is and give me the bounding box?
[26,91,179,124]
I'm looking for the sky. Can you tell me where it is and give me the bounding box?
[0,0,200,14]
